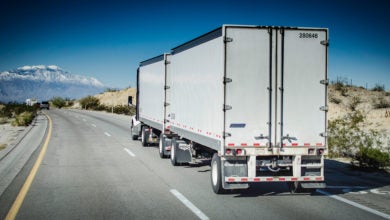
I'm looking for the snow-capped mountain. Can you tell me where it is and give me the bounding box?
[0,65,106,103]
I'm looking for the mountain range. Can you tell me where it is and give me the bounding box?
[0,65,106,103]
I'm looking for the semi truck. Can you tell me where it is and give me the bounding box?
[131,25,328,194]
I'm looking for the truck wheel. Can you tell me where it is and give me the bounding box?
[131,127,138,140]
[141,127,149,147]
[211,153,225,194]
[159,135,167,158]
[288,181,301,193]
[170,139,178,166]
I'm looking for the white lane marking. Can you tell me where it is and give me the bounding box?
[317,189,390,219]
[326,186,367,189]
[124,148,135,157]
[82,118,87,122]
[104,132,111,137]
[91,124,97,127]
[170,189,209,220]
[370,189,390,195]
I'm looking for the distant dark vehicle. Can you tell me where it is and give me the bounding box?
[41,101,50,110]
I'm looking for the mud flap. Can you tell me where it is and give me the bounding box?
[175,141,192,163]
[222,158,249,190]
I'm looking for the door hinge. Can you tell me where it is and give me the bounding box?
[320,106,328,112]
[164,85,171,90]
[320,132,328,137]
[223,77,232,84]
[224,37,233,43]
[320,40,329,46]
[223,105,232,111]
[164,102,170,107]
[223,132,231,138]
[320,79,329,85]
[165,60,171,65]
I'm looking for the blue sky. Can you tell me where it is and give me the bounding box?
[0,0,389,89]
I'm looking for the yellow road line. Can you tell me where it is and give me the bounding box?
[5,113,52,220]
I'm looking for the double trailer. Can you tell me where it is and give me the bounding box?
[131,25,329,194]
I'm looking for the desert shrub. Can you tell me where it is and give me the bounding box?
[355,147,390,169]
[51,97,66,108]
[95,104,109,111]
[373,97,390,109]
[332,78,349,96]
[328,111,382,157]
[349,96,361,111]
[79,96,100,110]
[328,110,389,169]
[0,117,8,124]
[371,84,385,92]
[0,103,38,118]
[65,98,75,106]
[94,104,136,115]
[105,88,120,92]
[112,105,136,115]
[330,97,342,104]
[11,111,34,126]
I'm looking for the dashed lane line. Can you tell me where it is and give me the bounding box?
[104,132,111,137]
[317,189,390,219]
[170,189,209,220]
[124,148,135,157]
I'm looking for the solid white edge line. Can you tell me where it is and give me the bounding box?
[124,148,135,157]
[326,186,367,189]
[104,132,111,137]
[317,189,390,219]
[170,189,209,220]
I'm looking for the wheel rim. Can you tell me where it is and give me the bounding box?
[211,160,218,186]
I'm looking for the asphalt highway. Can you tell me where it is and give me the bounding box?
[0,109,389,219]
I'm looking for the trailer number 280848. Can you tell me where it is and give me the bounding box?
[299,33,318,38]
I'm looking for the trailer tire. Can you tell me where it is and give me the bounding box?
[288,181,301,194]
[170,139,178,166]
[159,135,167,158]
[211,153,225,194]
[131,128,138,140]
[141,127,149,147]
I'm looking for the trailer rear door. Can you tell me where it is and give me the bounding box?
[224,27,271,147]
[276,29,328,147]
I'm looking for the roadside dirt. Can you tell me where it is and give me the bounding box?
[0,123,25,152]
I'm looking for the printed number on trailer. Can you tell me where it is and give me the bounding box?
[299,33,318,39]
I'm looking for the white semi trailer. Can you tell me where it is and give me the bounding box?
[131,25,329,194]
